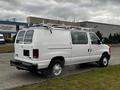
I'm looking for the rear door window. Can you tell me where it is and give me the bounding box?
[16,31,25,43]
[24,30,34,44]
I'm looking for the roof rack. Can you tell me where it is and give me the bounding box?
[29,22,93,31]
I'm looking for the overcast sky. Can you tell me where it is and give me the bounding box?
[0,0,120,25]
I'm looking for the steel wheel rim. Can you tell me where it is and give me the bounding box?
[53,63,62,76]
[103,58,108,66]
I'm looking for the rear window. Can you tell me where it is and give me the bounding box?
[16,31,25,43]
[24,30,34,44]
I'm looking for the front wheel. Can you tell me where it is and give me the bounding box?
[98,55,109,67]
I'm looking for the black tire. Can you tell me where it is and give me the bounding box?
[16,67,21,70]
[98,55,109,67]
[29,69,38,74]
[44,60,64,78]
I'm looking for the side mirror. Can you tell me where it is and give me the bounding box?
[97,40,102,44]
[101,38,105,44]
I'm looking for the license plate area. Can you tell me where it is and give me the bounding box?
[23,50,29,56]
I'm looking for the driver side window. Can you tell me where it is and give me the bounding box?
[90,33,99,44]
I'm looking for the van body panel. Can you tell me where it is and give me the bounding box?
[71,44,90,64]
[88,32,110,62]
[32,29,72,66]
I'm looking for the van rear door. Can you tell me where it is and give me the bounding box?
[15,30,34,61]
[15,30,25,60]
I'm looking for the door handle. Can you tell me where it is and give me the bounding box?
[88,49,90,52]
[88,49,92,52]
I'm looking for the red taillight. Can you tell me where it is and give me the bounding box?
[33,49,39,58]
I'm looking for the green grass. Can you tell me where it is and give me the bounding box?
[0,44,14,53]
[11,65,120,90]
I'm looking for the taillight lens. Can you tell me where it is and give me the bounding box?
[33,49,39,58]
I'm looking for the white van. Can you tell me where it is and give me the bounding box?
[0,34,5,44]
[10,25,111,77]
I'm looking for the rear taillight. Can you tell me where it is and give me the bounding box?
[33,49,39,58]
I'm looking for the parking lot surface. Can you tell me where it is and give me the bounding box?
[0,47,120,90]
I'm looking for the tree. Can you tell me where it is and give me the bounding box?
[96,31,103,40]
[108,33,120,44]
[109,33,112,43]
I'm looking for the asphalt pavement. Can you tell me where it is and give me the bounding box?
[0,47,120,90]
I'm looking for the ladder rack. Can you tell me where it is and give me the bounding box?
[29,23,93,32]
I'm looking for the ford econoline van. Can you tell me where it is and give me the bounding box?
[10,25,111,77]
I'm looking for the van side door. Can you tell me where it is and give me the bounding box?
[71,31,90,64]
[89,32,101,62]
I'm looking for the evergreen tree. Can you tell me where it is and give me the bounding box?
[96,31,103,40]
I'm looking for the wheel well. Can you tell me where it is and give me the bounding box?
[102,52,110,60]
[49,56,65,68]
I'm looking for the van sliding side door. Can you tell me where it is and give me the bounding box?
[71,31,90,64]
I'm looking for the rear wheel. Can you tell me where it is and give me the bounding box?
[44,60,64,77]
[29,69,38,73]
[52,63,62,76]
[98,55,109,67]
[16,67,21,70]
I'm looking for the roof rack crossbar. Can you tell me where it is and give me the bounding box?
[29,23,93,31]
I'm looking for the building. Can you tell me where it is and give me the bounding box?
[27,17,120,37]
[80,21,120,37]
[27,17,80,27]
[0,20,27,39]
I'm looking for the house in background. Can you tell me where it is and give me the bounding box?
[27,16,80,27]
[80,21,120,37]
[27,16,120,38]
[0,16,119,41]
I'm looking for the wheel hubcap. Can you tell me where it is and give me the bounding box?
[103,58,108,66]
[53,63,62,76]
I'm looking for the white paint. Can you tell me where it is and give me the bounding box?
[13,26,110,70]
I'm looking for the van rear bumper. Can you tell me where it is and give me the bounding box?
[10,60,38,71]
